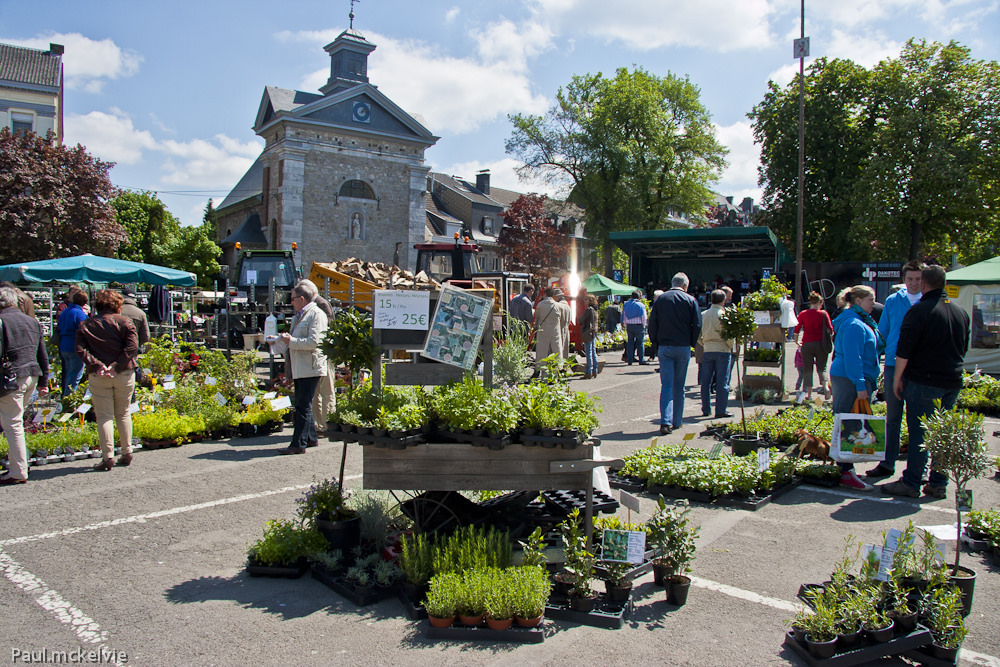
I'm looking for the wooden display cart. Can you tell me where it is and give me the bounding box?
[742,310,786,395]
[357,290,616,541]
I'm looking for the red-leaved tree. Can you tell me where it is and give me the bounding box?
[0,128,123,264]
[498,193,570,282]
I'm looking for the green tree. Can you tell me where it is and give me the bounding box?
[507,67,728,275]
[202,198,219,241]
[750,57,874,262]
[168,225,221,288]
[751,40,1000,264]
[112,190,180,265]
[0,127,122,263]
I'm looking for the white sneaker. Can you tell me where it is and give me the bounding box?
[795,391,805,404]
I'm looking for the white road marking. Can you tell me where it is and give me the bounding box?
[0,549,113,654]
[962,649,1000,667]
[689,575,801,613]
[0,475,363,547]
[797,484,956,514]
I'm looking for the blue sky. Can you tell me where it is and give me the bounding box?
[3,0,998,228]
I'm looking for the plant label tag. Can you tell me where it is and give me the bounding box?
[619,490,641,513]
[164,375,174,382]
[47,371,55,380]
[626,531,646,564]
[242,395,256,406]
[57,413,73,422]
[33,407,55,423]
[262,391,277,400]
[83,389,92,400]
[270,396,292,411]
[876,546,893,582]
[76,403,92,415]
[205,376,217,386]
[708,442,724,459]
[143,368,152,376]
[214,392,227,406]
[651,436,658,447]
[161,381,176,390]
[884,528,902,551]
[128,402,140,414]
[757,448,771,472]
[683,433,695,441]
[956,489,972,513]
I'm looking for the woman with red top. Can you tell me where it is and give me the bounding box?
[794,291,834,402]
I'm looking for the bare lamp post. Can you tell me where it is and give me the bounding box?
[793,3,809,308]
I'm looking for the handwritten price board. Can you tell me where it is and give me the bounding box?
[374,290,430,330]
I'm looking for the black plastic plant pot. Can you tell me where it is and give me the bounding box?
[729,434,763,456]
[316,514,361,552]
[665,575,690,606]
[568,593,598,613]
[948,565,976,618]
[604,582,632,603]
[805,635,837,659]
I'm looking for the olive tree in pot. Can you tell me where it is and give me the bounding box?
[718,305,760,454]
[647,496,700,605]
[920,402,993,617]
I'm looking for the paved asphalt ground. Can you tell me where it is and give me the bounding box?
[2,343,999,666]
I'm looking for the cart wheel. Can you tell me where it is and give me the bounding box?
[391,490,464,534]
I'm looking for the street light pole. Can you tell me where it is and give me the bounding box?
[794,1,808,309]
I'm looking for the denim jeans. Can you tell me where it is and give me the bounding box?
[880,365,904,471]
[700,352,731,416]
[584,340,598,376]
[291,376,321,450]
[901,381,957,490]
[60,349,85,396]
[657,345,690,428]
[831,374,876,472]
[625,324,645,364]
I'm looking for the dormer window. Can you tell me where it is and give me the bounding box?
[482,216,494,235]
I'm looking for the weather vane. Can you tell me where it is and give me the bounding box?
[349,0,360,29]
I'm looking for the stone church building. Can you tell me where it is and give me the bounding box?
[216,27,438,273]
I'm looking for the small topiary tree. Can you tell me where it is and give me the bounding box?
[718,305,759,438]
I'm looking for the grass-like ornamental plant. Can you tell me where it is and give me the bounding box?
[399,532,435,586]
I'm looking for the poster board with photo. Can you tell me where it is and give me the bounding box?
[420,284,493,370]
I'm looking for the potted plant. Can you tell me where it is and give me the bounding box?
[646,497,699,605]
[346,565,374,596]
[374,560,399,590]
[320,309,378,389]
[923,581,968,661]
[601,560,634,603]
[560,508,598,612]
[246,519,327,578]
[399,532,435,604]
[424,572,460,628]
[920,402,993,616]
[718,304,761,454]
[296,478,361,553]
[484,570,516,630]
[511,565,550,627]
[456,569,487,626]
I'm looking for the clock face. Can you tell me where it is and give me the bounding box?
[353,101,371,123]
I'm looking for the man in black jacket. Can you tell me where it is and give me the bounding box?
[0,286,49,484]
[881,265,970,499]
[648,273,701,434]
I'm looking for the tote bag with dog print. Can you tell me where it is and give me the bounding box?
[831,398,887,463]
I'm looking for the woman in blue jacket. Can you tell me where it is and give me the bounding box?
[829,285,880,492]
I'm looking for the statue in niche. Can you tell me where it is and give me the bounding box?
[350,212,363,239]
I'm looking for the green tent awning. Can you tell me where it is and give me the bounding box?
[946,256,1000,286]
[581,273,639,296]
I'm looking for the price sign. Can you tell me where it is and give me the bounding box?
[128,403,140,414]
[33,407,56,423]
[214,393,227,406]
[374,290,430,330]
[619,490,641,513]
[161,381,176,390]
[757,448,771,472]
[76,403,92,415]
[205,376,218,386]
[242,395,256,406]
[58,413,73,423]
[682,433,695,441]
[270,396,292,411]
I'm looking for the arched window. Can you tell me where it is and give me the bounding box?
[339,179,376,200]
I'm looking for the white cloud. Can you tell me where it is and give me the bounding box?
[64,108,156,164]
[2,32,141,93]
[445,7,461,24]
[713,120,762,204]
[530,0,776,51]
[158,135,263,188]
[289,27,551,135]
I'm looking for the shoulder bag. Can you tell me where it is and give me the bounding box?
[0,320,20,397]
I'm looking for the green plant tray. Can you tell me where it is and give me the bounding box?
[246,558,309,579]
[328,428,426,450]
[545,593,633,630]
[606,470,645,493]
[797,474,841,488]
[433,427,515,450]
[645,478,801,511]
[422,619,545,643]
[311,565,398,607]
[900,646,960,666]
[397,590,426,621]
[959,528,993,553]
[783,625,932,667]
[519,432,584,449]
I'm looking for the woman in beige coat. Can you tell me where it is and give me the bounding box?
[277,279,329,455]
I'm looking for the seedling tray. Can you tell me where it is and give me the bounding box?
[959,529,993,553]
[645,478,801,511]
[545,593,633,630]
[798,475,841,488]
[246,558,309,579]
[541,489,620,516]
[397,591,427,621]
[311,567,397,607]
[782,625,932,667]
[900,646,959,667]
[519,433,584,449]
[607,470,646,493]
[422,620,545,643]
[431,427,515,450]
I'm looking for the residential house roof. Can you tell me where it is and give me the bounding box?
[0,43,62,89]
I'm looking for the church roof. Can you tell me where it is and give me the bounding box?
[217,159,263,212]
[220,212,268,248]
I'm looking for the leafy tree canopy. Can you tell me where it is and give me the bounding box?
[750,39,1000,264]
[498,193,570,282]
[0,128,122,264]
[507,66,728,274]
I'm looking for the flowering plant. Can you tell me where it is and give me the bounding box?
[296,478,356,525]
